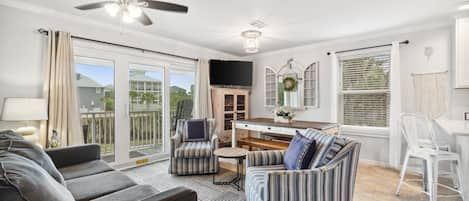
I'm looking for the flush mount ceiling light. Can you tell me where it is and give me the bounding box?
[75,0,189,26]
[241,30,262,53]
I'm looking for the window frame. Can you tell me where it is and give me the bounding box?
[264,66,278,108]
[303,62,320,109]
[338,49,391,128]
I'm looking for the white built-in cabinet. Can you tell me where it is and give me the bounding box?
[455,17,469,88]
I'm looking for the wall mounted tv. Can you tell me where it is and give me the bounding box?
[209,60,253,86]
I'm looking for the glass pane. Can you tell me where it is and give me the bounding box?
[129,64,163,159]
[169,70,195,134]
[341,53,390,90]
[343,93,390,127]
[224,114,234,130]
[237,95,245,111]
[75,56,115,163]
[225,95,234,111]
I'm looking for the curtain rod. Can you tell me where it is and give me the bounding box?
[326,40,410,55]
[37,28,199,62]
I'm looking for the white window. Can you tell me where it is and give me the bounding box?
[339,51,391,127]
[304,62,319,108]
[264,67,277,107]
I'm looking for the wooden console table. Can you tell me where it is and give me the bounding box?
[231,118,338,148]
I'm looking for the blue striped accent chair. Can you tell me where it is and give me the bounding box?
[245,131,361,201]
[169,119,219,175]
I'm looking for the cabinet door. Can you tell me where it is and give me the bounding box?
[455,17,469,88]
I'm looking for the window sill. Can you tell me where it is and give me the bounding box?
[340,125,389,139]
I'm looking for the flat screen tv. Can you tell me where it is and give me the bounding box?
[209,60,253,86]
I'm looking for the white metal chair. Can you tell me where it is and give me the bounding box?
[395,113,464,201]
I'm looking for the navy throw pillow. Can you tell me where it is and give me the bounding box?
[183,119,209,142]
[284,132,316,170]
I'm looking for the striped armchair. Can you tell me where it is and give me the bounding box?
[245,136,361,201]
[169,119,219,175]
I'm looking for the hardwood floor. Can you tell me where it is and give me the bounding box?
[355,163,462,201]
[123,160,463,201]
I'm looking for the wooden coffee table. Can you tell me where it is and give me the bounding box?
[213,147,248,191]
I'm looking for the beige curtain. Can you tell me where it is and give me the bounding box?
[413,72,449,119]
[192,59,213,118]
[39,30,83,147]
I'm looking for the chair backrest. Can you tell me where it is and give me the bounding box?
[400,113,436,150]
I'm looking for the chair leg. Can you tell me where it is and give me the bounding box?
[455,157,464,200]
[426,159,434,201]
[430,157,439,201]
[396,152,410,195]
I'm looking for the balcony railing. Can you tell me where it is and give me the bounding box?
[80,111,171,155]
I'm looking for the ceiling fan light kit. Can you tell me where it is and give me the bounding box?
[75,0,189,26]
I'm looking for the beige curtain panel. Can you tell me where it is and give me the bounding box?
[193,59,213,118]
[40,30,83,147]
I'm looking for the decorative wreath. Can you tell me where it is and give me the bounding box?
[282,77,297,91]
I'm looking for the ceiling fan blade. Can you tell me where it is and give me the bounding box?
[140,0,188,13]
[136,12,153,26]
[75,1,114,10]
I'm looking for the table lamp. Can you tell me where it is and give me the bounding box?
[1,98,48,147]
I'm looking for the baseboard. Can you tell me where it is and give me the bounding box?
[359,158,390,168]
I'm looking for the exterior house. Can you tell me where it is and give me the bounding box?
[129,70,162,112]
[76,73,106,112]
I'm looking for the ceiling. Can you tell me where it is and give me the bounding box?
[15,0,466,56]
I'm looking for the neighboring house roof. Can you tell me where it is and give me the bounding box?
[76,73,103,88]
[130,70,161,83]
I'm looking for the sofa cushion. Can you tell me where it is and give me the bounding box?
[0,152,74,201]
[174,141,212,158]
[59,160,114,180]
[0,136,65,185]
[183,118,209,142]
[317,137,349,167]
[301,128,336,168]
[283,132,316,170]
[90,185,158,201]
[66,171,137,201]
[245,165,286,201]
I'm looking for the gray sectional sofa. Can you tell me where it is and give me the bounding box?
[0,130,197,201]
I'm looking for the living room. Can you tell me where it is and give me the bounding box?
[1,0,469,201]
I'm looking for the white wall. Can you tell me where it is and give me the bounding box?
[248,25,469,165]
[0,4,238,129]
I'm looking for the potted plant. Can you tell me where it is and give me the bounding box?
[274,106,294,123]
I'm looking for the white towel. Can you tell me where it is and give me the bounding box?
[413,72,448,119]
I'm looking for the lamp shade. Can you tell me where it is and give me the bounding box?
[1,98,48,121]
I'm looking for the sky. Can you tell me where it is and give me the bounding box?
[75,63,194,91]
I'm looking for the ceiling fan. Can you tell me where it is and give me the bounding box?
[75,0,188,26]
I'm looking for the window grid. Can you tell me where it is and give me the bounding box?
[265,68,277,106]
[304,63,318,107]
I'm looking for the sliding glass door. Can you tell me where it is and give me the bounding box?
[128,64,164,159]
[75,56,116,163]
[74,42,195,167]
